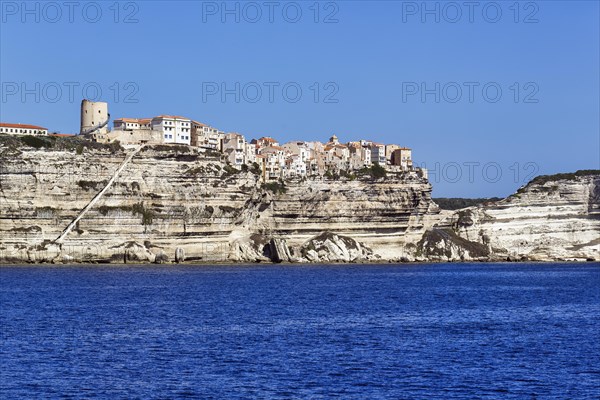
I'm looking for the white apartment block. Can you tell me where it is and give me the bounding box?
[369,143,387,165]
[0,123,48,136]
[152,115,192,145]
[285,155,307,177]
[245,143,257,165]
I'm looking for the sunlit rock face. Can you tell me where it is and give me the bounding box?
[419,172,600,262]
[1,139,596,264]
[0,142,439,264]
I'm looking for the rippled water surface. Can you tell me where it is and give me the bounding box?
[1,263,599,399]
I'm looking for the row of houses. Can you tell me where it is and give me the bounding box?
[1,114,414,181]
[107,114,414,179]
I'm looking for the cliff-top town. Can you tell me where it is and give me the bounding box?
[1,99,415,181]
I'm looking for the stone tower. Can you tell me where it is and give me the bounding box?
[80,99,109,135]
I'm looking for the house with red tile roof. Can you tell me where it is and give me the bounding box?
[0,123,48,136]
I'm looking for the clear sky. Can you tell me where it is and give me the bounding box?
[1,0,598,197]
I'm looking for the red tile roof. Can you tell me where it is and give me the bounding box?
[0,122,47,130]
[115,118,152,124]
[153,115,189,120]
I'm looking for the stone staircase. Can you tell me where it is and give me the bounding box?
[54,145,143,244]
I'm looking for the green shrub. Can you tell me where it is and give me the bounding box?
[222,164,239,178]
[434,197,502,210]
[20,135,52,149]
[371,163,387,178]
[251,162,261,175]
[529,170,599,186]
[262,181,287,194]
[356,163,387,179]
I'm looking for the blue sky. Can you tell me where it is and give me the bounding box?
[1,0,598,197]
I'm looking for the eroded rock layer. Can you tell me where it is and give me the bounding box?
[1,141,597,264]
[0,144,438,263]
[418,172,600,262]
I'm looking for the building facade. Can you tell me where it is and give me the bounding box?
[222,133,246,166]
[151,115,192,145]
[390,148,413,170]
[0,123,48,136]
[80,99,109,135]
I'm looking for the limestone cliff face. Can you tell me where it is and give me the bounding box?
[1,139,597,264]
[419,172,600,262]
[0,141,439,264]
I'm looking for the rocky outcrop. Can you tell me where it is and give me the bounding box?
[229,232,375,263]
[418,171,600,262]
[300,232,375,263]
[416,228,490,262]
[268,238,294,263]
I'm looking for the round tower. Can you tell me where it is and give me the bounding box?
[80,99,109,135]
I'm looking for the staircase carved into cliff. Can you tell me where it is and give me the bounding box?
[54,145,144,244]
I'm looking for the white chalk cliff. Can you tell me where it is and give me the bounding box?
[0,137,598,264]
[418,172,600,262]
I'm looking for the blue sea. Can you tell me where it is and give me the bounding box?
[1,263,599,399]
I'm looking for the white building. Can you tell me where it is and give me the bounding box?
[151,115,192,145]
[369,143,386,165]
[192,121,223,150]
[113,118,151,131]
[0,123,48,136]
[258,146,287,180]
[283,141,310,163]
[245,142,257,165]
[284,155,307,177]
